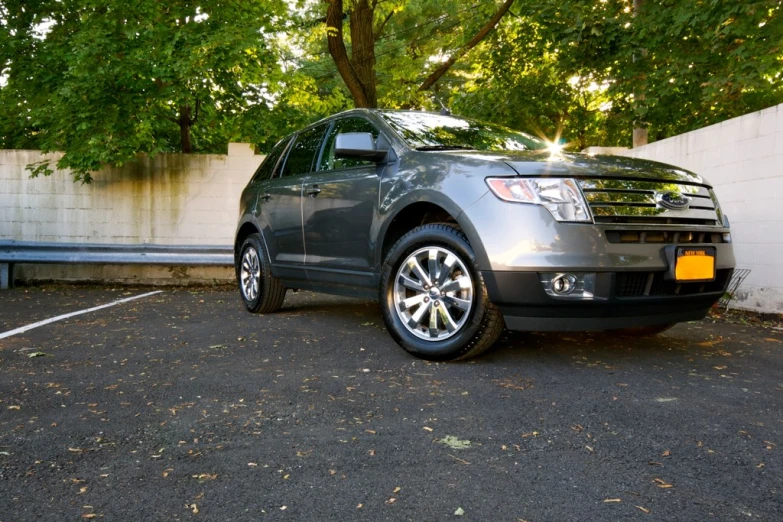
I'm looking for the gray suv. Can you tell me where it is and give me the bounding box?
[235,109,735,360]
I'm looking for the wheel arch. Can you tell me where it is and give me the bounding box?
[376,196,489,270]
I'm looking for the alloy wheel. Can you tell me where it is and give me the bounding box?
[241,247,261,301]
[393,246,474,341]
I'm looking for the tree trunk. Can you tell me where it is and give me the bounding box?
[179,105,192,153]
[632,0,648,147]
[324,0,375,107]
[349,0,377,107]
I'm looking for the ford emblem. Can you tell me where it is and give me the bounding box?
[658,191,691,210]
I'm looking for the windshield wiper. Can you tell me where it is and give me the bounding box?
[415,145,477,151]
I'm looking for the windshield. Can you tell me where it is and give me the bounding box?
[379,111,547,152]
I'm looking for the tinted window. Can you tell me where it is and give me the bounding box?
[250,137,292,183]
[319,117,380,171]
[380,111,546,152]
[281,124,328,178]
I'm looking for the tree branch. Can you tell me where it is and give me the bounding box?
[374,9,394,39]
[418,0,516,92]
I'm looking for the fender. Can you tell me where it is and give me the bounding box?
[374,188,491,270]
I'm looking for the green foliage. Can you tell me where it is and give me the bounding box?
[455,0,783,148]
[0,0,287,182]
[1,0,780,182]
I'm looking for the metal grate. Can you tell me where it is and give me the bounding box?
[615,269,733,298]
[605,230,727,244]
[717,268,751,310]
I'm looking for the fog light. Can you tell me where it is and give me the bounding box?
[539,272,598,300]
[552,273,577,295]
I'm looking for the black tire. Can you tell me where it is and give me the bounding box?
[609,323,677,337]
[237,233,286,313]
[380,223,504,361]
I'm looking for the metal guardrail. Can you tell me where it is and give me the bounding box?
[0,240,233,289]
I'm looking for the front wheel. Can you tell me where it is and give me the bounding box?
[237,233,286,313]
[380,224,504,361]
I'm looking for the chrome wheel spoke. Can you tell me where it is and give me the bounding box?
[408,301,431,329]
[440,276,471,294]
[398,273,424,292]
[428,249,440,285]
[408,258,432,287]
[400,294,426,311]
[429,303,439,337]
[436,254,456,286]
[443,295,471,311]
[437,304,458,333]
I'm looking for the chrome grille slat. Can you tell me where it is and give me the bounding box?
[578,178,720,226]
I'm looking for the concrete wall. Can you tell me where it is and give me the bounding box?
[0,145,263,284]
[617,104,783,314]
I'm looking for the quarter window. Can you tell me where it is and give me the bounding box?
[319,118,380,171]
[250,137,292,183]
[280,124,329,178]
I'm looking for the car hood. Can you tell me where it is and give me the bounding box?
[435,150,708,185]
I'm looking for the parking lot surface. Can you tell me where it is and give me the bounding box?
[1,286,782,521]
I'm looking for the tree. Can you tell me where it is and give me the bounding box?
[315,0,516,108]
[453,0,783,148]
[0,0,286,182]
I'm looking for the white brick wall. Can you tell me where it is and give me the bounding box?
[0,146,264,284]
[618,104,783,314]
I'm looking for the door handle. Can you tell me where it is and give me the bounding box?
[260,193,271,201]
[306,186,321,197]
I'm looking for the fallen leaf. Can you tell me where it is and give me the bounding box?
[455,507,466,516]
[662,450,671,457]
[423,427,434,432]
[385,497,396,505]
[393,487,401,494]
[764,338,782,343]
[7,405,20,410]
[437,436,471,450]
[27,351,50,358]
[82,515,97,519]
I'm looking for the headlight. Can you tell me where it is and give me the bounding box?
[486,177,592,223]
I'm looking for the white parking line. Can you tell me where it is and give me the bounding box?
[0,290,163,340]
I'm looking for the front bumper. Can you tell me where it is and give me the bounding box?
[483,269,731,331]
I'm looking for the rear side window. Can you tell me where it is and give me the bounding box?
[250,137,292,182]
[280,124,328,178]
[319,117,380,171]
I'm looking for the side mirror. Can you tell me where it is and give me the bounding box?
[335,132,390,162]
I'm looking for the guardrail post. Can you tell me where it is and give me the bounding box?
[0,262,12,289]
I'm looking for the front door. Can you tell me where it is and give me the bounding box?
[301,117,384,286]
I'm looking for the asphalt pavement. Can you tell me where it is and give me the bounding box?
[0,286,781,521]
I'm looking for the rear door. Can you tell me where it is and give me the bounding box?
[260,124,328,277]
[301,116,383,285]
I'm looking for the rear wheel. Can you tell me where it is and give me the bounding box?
[380,224,504,361]
[237,233,286,313]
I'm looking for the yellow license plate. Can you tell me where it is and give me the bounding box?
[675,248,716,282]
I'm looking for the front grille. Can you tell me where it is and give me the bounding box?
[578,178,722,226]
[605,230,727,244]
[615,269,732,298]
